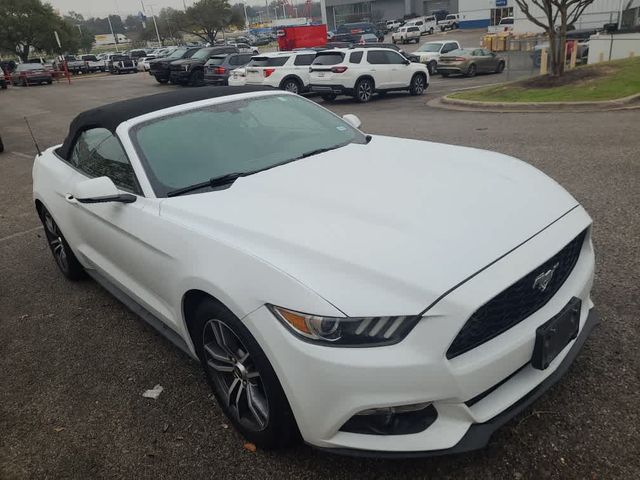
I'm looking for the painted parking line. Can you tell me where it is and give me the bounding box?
[0,225,43,244]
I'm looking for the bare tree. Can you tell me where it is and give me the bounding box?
[514,0,596,76]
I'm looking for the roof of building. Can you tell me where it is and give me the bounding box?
[57,85,273,159]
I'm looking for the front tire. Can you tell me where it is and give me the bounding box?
[495,61,505,73]
[38,206,85,280]
[193,298,299,449]
[188,69,204,87]
[409,73,426,95]
[354,78,374,103]
[155,77,168,84]
[427,61,437,75]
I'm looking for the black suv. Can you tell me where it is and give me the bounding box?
[149,46,202,84]
[169,46,238,86]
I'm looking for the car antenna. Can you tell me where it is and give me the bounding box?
[24,116,42,156]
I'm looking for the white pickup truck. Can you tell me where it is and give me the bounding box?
[438,13,460,31]
[488,17,514,33]
[80,55,107,73]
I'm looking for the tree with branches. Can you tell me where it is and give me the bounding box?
[172,0,244,45]
[514,0,596,76]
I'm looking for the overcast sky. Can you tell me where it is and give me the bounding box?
[47,0,265,17]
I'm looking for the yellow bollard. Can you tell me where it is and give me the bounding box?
[540,48,548,75]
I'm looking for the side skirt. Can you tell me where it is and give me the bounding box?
[86,269,198,361]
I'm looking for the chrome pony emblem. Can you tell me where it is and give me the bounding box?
[533,263,559,292]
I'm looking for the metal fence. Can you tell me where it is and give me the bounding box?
[485,35,550,81]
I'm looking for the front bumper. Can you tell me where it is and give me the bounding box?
[204,74,229,86]
[242,207,596,455]
[169,70,190,83]
[150,70,169,80]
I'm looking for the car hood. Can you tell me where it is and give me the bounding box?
[171,58,204,67]
[160,136,578,316]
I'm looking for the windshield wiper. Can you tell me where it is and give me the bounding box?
[166,172,247,197]
[294,144,344,161]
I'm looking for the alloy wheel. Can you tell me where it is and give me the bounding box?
[43,211,69,273]
[203,319,269,431]
[413,75,425,94]
[283,80,299,94]
[357,80,372,102]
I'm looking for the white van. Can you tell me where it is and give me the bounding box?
[406,16,438,35]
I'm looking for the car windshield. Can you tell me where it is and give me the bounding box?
[446,15,456,19]
[131,94,366,197]
[417,43,443,52]
[166,48,190,59]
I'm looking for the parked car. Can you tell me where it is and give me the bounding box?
[227,42,259,54]
[356,33,380,44]
[252,35,272,46]
[359,43,420,62]
[392,26,421,44]
[309,47,428,102]
[11,63,53,86]
[136,56,157,72]
[81,55,107,72]
[0,67,7,89]
[128,49,148,63]
[438,48,505,77]
[33,86,597,456]
[227,67,247,86]
[406,16,438,35]
[58,55,88,74]
[108,55,136,74]
[414,40,461,74]
[438,13,460,31]
[488,16,514,33]
[244,50,317,94]
[336,22,384,42]
[149,47,202,84]
[204,52,254,86]
[386,19,403,31]
[169,46,239,86]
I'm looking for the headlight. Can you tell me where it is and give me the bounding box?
[268,305,420,347]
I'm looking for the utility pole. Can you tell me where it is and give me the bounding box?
[107,15,119,52]
[243,2,250,28]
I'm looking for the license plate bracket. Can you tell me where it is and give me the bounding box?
[531,297,581,370]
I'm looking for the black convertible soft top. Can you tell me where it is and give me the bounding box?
[57,85,273,159]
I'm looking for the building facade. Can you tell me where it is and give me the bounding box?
[320,0,640,32]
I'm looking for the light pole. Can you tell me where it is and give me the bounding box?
[107,15,119,52]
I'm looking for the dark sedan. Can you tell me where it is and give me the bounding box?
[11,64,53,86]
[438,48,505,77]
[204,52,254,86]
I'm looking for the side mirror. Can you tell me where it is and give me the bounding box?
[403,59,411,65]
[72,177,136,204]
[342,114,362,129]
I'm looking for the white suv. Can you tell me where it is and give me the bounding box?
[438,13,461,31]
[244,50,316,94]
[309,48,429,102]
[391,26,421,44]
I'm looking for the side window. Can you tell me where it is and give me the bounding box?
[229,55,241,66]
[71,128,139,194]
[349,51,363,63]
[294,54,315,66]
[385,51,406,64]
[366,51,388,64]
[240,54,254,64]
[442,43,458,53]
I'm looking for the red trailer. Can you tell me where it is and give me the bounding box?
[277,25,328,51]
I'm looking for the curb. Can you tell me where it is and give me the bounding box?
[435,92,640,113]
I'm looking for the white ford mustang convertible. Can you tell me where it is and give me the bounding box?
[33,86,597,456]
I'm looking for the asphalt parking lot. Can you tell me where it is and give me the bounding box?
[1,61,639,479]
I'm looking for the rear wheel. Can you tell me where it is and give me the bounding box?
[409,73,426,95]
[192,298,299,449]
[466,63,477,77]
[38,206,85,280]
[21,78,27,86]
[354,78,374,103]
[429,27,434,34]
[281,78,301,94]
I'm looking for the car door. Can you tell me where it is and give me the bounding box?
[63,128,179,326]
[365,50,392,88]
[482,49,499,71]
[472,49,493,72]
[385,50,412,88]
[293,53,315,86]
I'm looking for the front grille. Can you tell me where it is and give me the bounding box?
[446,229,587,359]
